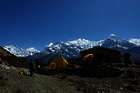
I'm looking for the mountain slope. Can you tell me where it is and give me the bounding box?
[46,38,98,58]
[44,34,139,58]
[129,38,140,46]
[4,45,40,57]
[3,34,140,61]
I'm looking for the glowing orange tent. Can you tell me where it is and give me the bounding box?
[48,54,69,71]
[82,54,94,62]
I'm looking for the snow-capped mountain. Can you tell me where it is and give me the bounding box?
[102,34,136,49]
[3,34,140,59]
[4,45,40,57]
[46,38,98,58]
[129,38,140,46]
[45,34,139,58]
[26,47,40,56]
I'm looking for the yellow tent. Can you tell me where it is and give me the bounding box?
[82,54,94,62]
[48,55,69,71]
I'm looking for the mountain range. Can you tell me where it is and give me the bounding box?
[2,34,140,62]
[45,34,140,58]
[3,45,40,57]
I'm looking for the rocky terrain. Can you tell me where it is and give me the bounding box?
[1,63,140,93]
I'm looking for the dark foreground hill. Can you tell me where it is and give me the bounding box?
[0,46,28,67]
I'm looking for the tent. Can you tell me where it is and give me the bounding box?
[82,54,94,63]
[80,46,122,64]
[48,54,69,71]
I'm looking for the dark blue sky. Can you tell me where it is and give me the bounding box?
[0,0,140,50]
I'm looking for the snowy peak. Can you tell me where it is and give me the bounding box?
[26,47,40,53]
[4,45,27,57]
[67,38,91,45]
[45,34,140,58]
[46,38,105,58]
[3,34,140,58]
[101,34,137,49]
[66,38,97,48]
[47,38,97,50]
[4,45,40,57]
[129,38,140,46]
[107,34,122,41]
[46,39,97,57]
[109,34,118,38]
[26,47,40,56]
[48,43,54,47]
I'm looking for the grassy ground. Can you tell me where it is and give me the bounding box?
[64,65,140,93]
[0,65,81,93]
[1,64,140,93]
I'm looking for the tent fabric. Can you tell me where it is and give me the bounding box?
[48,55,68,71]
[82,54,94,62]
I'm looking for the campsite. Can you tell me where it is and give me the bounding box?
[1,0,140,92]
[1,46,140,93]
